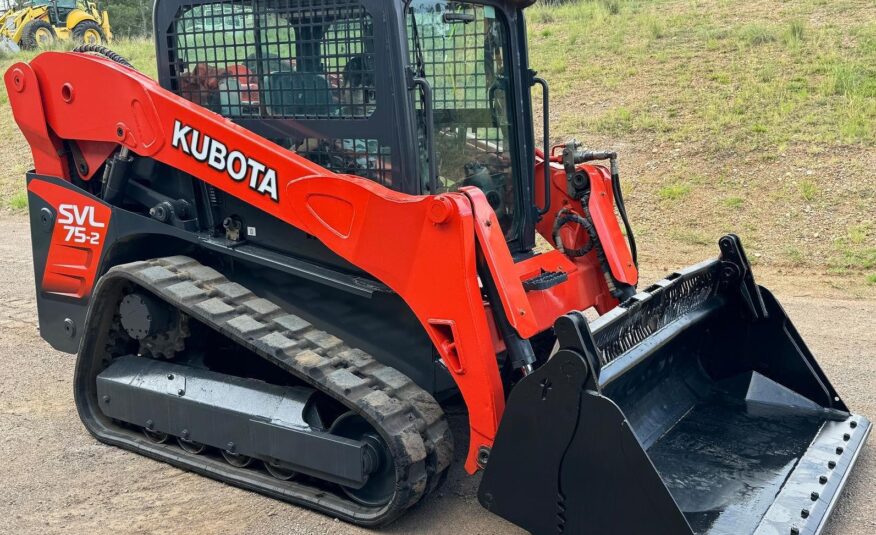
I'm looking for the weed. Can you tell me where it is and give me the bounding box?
[658,183,692,201]
[724,196,744,209]
[739,24,777,46]
[7,191,27,210]
[646,17,665,39]
[785,247,805,264]
[783,20,806,47]
[867,273,876,285]
[847,223,872,245]
[671,229,712,245]
[798,179,818,202]
[600,0,622,16]
[592,106,633,134]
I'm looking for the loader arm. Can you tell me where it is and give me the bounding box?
[5,52,625,472]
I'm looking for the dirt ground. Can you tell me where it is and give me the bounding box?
[0,213,872,535]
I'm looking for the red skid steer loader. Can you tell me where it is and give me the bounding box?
[5,1,869,533]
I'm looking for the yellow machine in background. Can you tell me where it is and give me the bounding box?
[0,0,112,51]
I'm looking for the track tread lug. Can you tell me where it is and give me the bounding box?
[214,282,253,300]
[194,297,236,318]
[326,368,371,397]
[166,281,208,301]
[137,266,178,284]
[243,297,281,317]
[303,330,343,353]
[258,332,299,352]
[158,255,199,267]
[273,314,312,334]
[291,349,330,373]
[225,314,267,337]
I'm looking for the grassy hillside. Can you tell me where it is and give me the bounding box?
[0,0,873,289]
[526,0,875,288]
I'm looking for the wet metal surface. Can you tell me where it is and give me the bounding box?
[648,396,826,534]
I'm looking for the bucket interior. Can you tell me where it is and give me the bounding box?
[601,303,845,535]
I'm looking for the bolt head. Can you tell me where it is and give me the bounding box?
[11,68,26,92]
[178,389,185,396]
[427,196,453,224]
[819,475,828,484]
[836,446,844,454]
[63,318,76,338]
[810,491,819,501]
[101,395,110,403]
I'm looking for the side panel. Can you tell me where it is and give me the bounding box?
[28,179,112,299]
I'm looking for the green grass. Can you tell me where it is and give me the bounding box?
[658,182,692,201]
[830,223,876,270]
[798,179,819,202]
[867,273,876,286]
[724,196,745,210]
[526,0,876,147]
[738,24,777,46]
[6,190,26,210]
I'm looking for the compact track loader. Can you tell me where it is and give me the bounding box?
[5,1,870,533]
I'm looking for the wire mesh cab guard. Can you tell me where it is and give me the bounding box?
[479,234,871,535]
[153,0,396,188]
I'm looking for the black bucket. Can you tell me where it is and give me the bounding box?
[479,235,870,535]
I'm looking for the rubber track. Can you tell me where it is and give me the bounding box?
[87,256,453,526]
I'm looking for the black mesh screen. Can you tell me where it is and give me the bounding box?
[407,1,518,234]
[166,0,392,186]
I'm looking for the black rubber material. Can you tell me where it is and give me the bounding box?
[72,44,134,69]
[73,256,453,527]
[19,20,56,50]
[71,21,106,45]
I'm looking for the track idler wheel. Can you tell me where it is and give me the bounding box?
[330,412,396,507]
[177,435,206,454]
[221,449,253,468]
[142,428,169,444]
[264,461,298,481]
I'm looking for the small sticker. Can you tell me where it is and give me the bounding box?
[484,6,495,19]
[247,226,257,237]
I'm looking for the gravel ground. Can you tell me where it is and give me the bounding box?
[0,214,872,535]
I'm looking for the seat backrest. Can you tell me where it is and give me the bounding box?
[265,71,337,118]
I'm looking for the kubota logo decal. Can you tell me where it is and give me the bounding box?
[171,120,279,202]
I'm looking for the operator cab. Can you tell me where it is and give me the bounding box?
[154,0,539,251]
